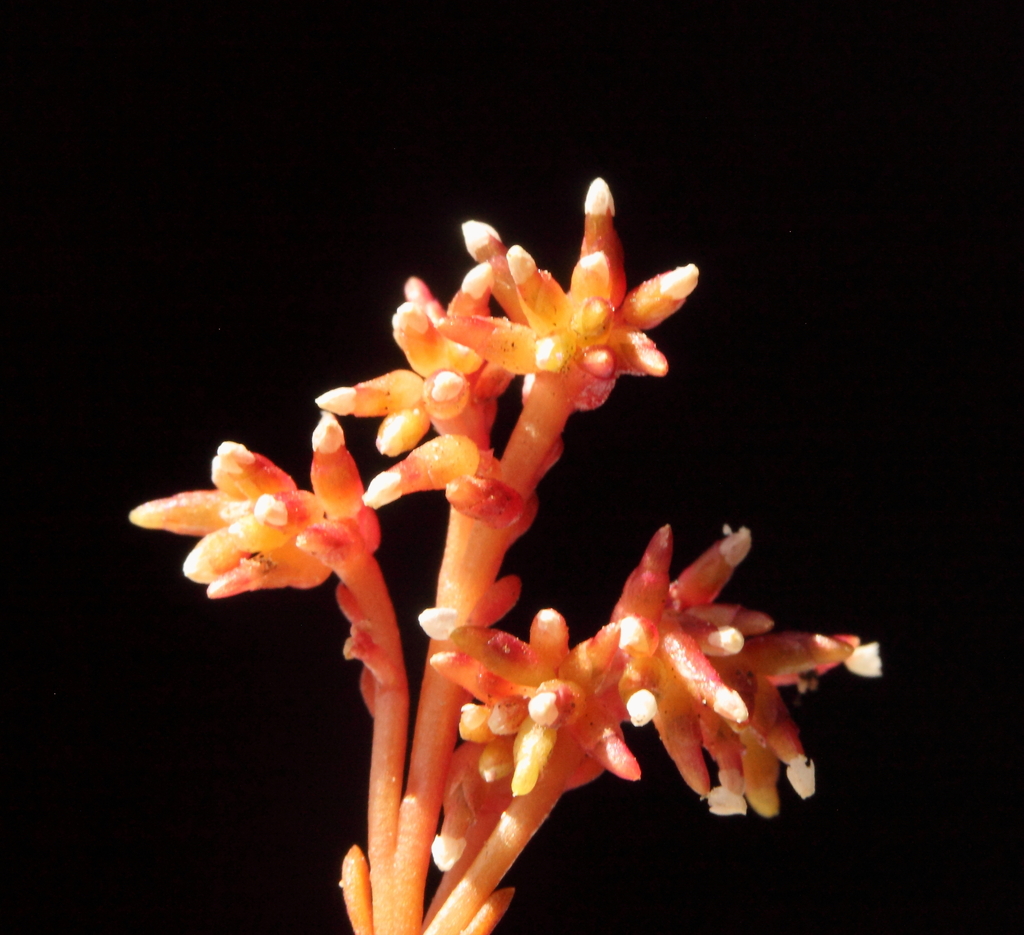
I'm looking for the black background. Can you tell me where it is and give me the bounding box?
[9,4,1018,934]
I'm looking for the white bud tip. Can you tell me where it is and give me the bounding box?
[585,178,615,216]
[528,692,559,726]
[418,606,460,640]
[618,615,653,655]
[707,785,748,816]
[430,370,465,403]
[506,245,537,285]
[393,302,429,334]
[712,686,749,723]
[462,220,501,261]
[660,264,699,301]
[534,608,564,627]
[461,262,494,299]
[626,689,658,727]
[362,471,402,509]
[182,546,215,584]
[720,526,752,567]
[787,756,816,798]
[312,411,345,453]
[579,250,609,273]
[845,642,883,677]
[253,494,288,527]
[707,625,744,655]
[431,834,466,872]
[214,441,254,474]
[722,524,733,536]
[315,387,357,416]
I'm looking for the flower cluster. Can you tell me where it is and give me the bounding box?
[428,524,880,870]
[130,178,880,935]
[129,416,380,598]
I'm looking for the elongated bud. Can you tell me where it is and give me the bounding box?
[510,719,558,796]
[613,525,673,622]
[317,369,424,417]
[129,490,234,536]
[670,527,751,608]
[377,406,431,456]
[183,527,249,584]
[311,413,366,521]
[462,220,503,262]
[659,621,749,724]
[436,315,540,375]
[685,602,775,636]
[363,435,481,508]
[569,250,612,304]
[741,728,781,818]
[451,626,553,686]
[207,542,331,598]
[610,327,668,377]
[529,609,570,671]
[619,264,699,330]
[466,575,522,629]
[212,442,296,500]
[738,632,855,676]
[582,178,626,306]
[507,246,574,335]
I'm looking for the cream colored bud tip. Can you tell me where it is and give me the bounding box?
[618,615,652,654]
[254,494,288,528]
[430,371,465,402]
[712,686,749,723]
[786,756,816,798]
[505,245,537,285]
[707,625,744,655]
[315,386,357,416]
[528,692,559,727]
[585,178,615,216]
[845,642,883,677]
[720,526,752,567]
[431,833,466,872]
[363,471,402,509]
[418,607,460,640]
[214,441,254,474]
[661,264,699,301]
[312,412,345,453]
[707,786,748,816]
[462,220,501,261]
[626,689,658,727]
[461,262,494,299]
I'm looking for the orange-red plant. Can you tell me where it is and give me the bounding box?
[131,180,880,935]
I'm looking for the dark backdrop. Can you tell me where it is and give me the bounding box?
[9,5,1018,934]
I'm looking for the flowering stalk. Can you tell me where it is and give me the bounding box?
[131,179,880,935]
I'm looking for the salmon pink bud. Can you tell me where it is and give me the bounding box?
[376,406,430,456]
[466,575,522,629]
[445,475,524,528]
[582,178,626,306]
[487,697,529,735]
[579,345,616,379]
[451,627,553,687]
[619,264,699,330]
[529,609,570,671]
[430,651,523,703]
[129,490,234,536]
[363,435,481,508]
[670,526,751,608]
[612,525,673,622]
[207,542,331,599]
[317,369,424,417]
[295,519,363,567]
[310,413,367,522]
[436,315,540,375]
[462,220,503,262]
[610,328,669,377]
[569,250,612,304]
[212,443,296,500]
[182,527,249,584]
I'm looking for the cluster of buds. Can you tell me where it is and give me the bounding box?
[129,416,380,598]
[428,525,880,870]
[314,179,699,524]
